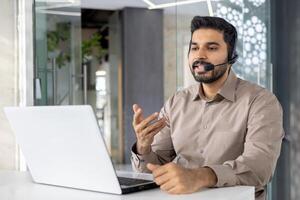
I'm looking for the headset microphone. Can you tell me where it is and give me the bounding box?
[192,54,238,72]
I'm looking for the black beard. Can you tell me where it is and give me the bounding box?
[190,62,228,83]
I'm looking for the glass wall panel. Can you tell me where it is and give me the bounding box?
[175,0,271,90]
[34,0,83,106]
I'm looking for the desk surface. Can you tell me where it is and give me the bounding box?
[0,171,254,200]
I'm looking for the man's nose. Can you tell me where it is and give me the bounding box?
[197,48,207,59]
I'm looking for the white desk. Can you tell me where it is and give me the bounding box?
[0,171,254,200]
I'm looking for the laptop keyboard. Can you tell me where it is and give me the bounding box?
[117,177,153,186]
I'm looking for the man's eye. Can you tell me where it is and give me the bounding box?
[208,47,218,51]
[191,47,198,51]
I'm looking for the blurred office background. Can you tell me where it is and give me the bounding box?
[0,0,298,199]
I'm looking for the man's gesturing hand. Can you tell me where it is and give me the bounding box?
[147,163,217,194]
[132,104,166,155]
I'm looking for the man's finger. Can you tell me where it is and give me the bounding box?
[136,112,159,131]
[143,118,166,136]
[155,171,172,186]
[143,122,167,140]
[147,163,160,172]
[150,164,169,178]
[145,127,165,140]
[167,186,180,195]
[160,179,176,192]
[132,104,139,113]
[133,107,144,126]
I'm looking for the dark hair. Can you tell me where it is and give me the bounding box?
[189,16,238,60]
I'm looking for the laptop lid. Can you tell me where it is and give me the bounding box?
[4,105,122,194]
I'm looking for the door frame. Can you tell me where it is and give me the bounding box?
[16,0,34,171]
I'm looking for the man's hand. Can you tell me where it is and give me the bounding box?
[132,104,166,155]
[147,162,217,194]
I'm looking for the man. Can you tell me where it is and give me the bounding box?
[131,16,284,200]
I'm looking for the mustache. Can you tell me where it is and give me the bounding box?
[192,60,213,69]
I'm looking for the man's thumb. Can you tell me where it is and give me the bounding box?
[147,163,160,171]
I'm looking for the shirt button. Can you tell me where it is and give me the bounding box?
[204,125,208,129]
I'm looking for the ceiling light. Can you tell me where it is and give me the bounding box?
[37,10,81,16]
[142,0,155,7]
[206,0,214,16]
[36,3,80,11]
[145,0,220,10]
[35,0,76,2]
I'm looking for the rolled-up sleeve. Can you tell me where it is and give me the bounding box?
[206,91,284,187]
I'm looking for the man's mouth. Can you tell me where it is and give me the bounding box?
[192,60,202,69]
[192,60,209,74]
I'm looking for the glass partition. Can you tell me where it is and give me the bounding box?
[174,0,271,90]
[34,0,83,106]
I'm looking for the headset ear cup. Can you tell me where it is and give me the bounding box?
[229,35,238,64]
[229,52,238,64]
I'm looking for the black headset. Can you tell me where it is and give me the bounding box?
[191,38,239,72]
[228,37,238,65]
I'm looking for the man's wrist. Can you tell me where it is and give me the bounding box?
[203,167,218,187]
[136,142,151,155]
[194,167,217,188]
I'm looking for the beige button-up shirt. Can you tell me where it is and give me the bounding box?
[131,70,284,200]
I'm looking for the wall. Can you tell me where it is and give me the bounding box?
[0,0,18,170]
[271,0,300,199]
[122,8,164,163]
[163,14,197,100]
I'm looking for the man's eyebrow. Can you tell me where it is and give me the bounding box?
[206,42,220,46]
[191,41,220,46]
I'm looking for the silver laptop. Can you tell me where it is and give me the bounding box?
[4,105,157,194]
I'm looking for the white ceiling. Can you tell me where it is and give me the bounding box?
[81,0,215,11]
[81,0,148,10]
[81,0,214,16]
[35,0,214,16]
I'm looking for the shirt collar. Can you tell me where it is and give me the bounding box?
[218,70,238,102]
[192,70,238,102]
[192,85,201,101]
